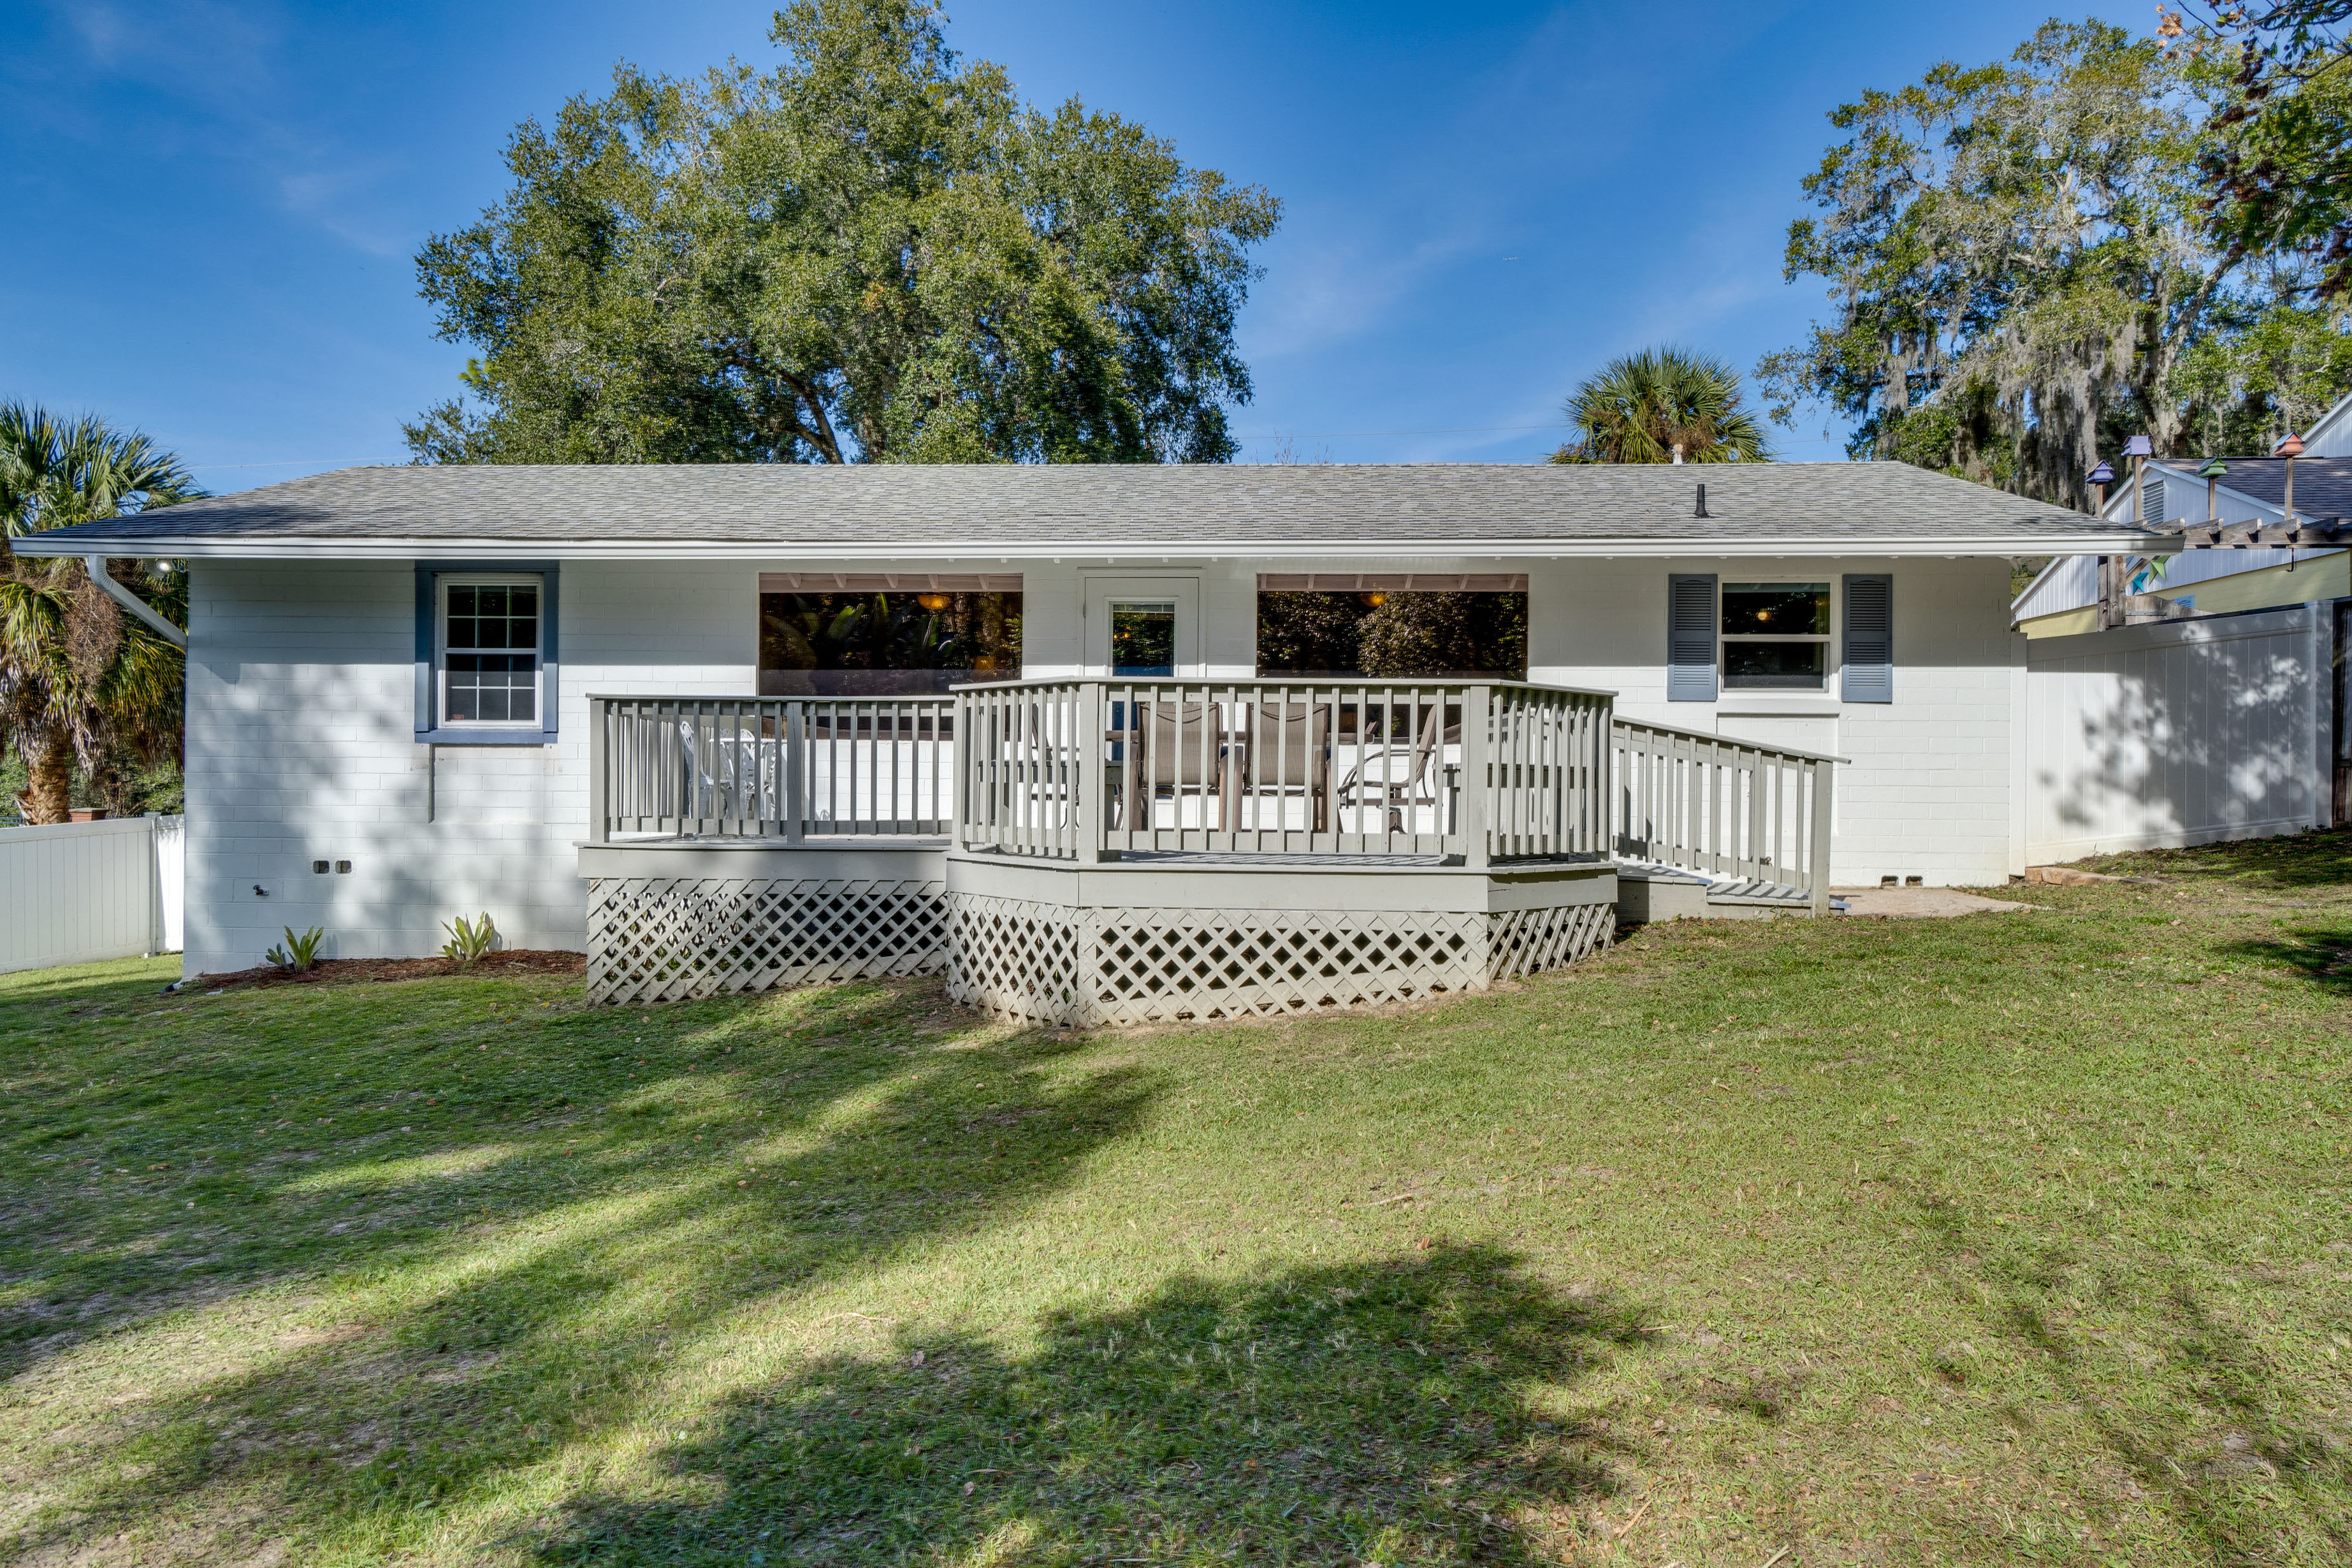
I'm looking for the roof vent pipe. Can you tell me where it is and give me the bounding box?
[1693,483,1710,519]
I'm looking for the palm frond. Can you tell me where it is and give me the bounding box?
[1550,346,1775,464]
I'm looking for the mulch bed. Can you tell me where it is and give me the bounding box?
[192,950,586,991]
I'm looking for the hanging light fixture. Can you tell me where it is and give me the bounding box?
[1358,590,1388,607]
[916,592,951,612]
[2196,457,2227,530]
[2121,435,2154,528]
[2276,432,2304,530]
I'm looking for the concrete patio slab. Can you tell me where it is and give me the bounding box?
[1832,887,2033,918]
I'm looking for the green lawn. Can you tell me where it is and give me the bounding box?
[3,835,2351,1567]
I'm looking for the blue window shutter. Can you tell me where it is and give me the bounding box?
[1843,573,1894,703]
[1667,574,1717,702]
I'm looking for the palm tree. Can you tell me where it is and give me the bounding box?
[0,405,199,823]
[1549,347,1773,464]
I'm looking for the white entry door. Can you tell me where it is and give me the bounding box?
[1083,576,1200,678]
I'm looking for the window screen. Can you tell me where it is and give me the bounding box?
[444,582,540,724]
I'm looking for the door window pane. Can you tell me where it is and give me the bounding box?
[1110,601,1177,676]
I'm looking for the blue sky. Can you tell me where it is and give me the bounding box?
[0,1,2147,492]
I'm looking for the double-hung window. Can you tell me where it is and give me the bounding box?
[440,579,541,724]
[417,567,558,741]
[1720,581,1831,691]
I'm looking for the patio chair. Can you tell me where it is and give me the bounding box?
[1237,699,1332,833]
[1334,700,1460,838]
[1122,699,1229,831]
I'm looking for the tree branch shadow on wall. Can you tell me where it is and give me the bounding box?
[2033,624,2323,855]
[534,1244,1655,1568]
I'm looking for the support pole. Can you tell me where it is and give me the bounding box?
[1462,685,1492,871]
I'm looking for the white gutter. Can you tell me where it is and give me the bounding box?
[82,557,187,650]
[16,532,2177,562]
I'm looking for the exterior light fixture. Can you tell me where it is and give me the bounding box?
[1358,590,1388,607]
[2197,457,2227,526]
[916,592,951,612]
[2086,460,2114,513]
[2122,435,2154,527]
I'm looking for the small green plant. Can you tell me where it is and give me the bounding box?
[440,912,498,964]
[264,926,324,974]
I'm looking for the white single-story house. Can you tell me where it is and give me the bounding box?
[22,461,2164,1020]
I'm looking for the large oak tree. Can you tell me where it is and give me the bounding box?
[407,0,1281,466]
[1757,20,2352,506]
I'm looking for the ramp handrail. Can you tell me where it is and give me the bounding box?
[1608,716,1838,914]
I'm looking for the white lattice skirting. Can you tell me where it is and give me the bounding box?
[586,876,945,1004]
[946,894,1613,1027]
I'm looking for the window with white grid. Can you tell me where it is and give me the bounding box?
[439,577,542,726]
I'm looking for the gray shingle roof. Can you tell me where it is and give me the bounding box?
[15,460,2161,555]
[2175,456,2352,521]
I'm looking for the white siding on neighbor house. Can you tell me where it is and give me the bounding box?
[183,560,755,976]
[2024,604,2331,862]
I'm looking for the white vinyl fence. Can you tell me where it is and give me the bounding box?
[0,814,184,975]
[2025,604,2336,862]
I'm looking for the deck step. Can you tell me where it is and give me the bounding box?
[1704,877,1810,907]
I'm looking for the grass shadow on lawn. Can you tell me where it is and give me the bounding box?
[0,970,1159,1560]
[1899,1186,2352,1565]
[2218,926,2352,998]
[2095,827,2352,892]
[539,1243,1654,1568]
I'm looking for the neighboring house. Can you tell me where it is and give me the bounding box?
[2014,388,2352,637]
[20,461,2160,1020]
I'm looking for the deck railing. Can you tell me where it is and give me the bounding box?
[588,695,956,842]
[586,687,1843,911]
[1608,716,1838,914]
[952,677,1612,866]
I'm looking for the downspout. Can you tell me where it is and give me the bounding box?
[83,558,187,650]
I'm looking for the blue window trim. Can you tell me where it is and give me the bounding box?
[414,562,561,744]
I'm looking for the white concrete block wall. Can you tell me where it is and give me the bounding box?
[1182,555,2021,887]
[184,560,755,975]
[184,551,2029,976]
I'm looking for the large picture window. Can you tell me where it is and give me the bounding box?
[439,577,543,725]
[1254,575,1527,679]
[1720,581,1829,690]
[757,574,1022,696]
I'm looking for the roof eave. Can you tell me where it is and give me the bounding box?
[13,532,2175,561]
